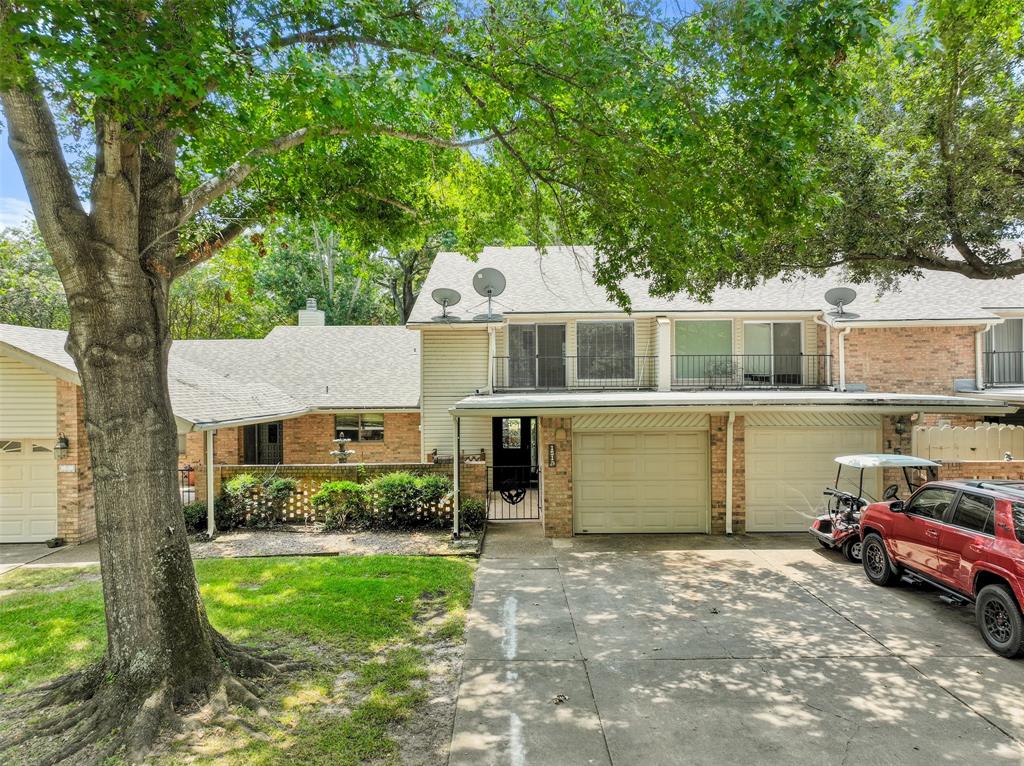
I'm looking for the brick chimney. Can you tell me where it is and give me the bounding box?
[297,297,325,326]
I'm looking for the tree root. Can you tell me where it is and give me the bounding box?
[0,636,299,766]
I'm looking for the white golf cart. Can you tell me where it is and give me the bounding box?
[809,454,940,562]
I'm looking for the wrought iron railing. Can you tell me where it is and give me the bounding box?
[671,354,831,389]
[984,351,1024,386]
[178,465,196,503]
[493,355,657,391]
[487,465,541,520]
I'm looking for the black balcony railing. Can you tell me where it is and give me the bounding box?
[984,351,1024,386]
[493,355,657,391]
[671,354,831,389]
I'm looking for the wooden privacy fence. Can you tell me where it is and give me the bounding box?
[209,461,486,522]
[914,423,1024,462]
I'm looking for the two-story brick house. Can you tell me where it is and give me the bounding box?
[409,246,1024,537]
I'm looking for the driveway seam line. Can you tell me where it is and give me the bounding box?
[556,556,615,766]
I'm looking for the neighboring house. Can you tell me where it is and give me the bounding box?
[408,246,1024,537]
[0,304,420,543]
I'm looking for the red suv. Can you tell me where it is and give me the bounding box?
[859,480,1024,658]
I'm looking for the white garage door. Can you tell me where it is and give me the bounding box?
[573,430,709,533]
[0,439,58,543]
[745,415,880,532]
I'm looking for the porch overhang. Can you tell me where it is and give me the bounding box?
[449,390,1016,417]
[955,387,1024,407]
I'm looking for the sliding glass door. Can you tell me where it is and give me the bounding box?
[743,322,802,385]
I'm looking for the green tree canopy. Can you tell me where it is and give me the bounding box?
[758,0,1024,287]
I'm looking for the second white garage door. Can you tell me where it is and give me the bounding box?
[745,414,881,532]
[573,430,709,533]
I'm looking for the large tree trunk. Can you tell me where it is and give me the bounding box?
[0,105,282,766]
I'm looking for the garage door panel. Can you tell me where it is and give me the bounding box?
[0,440,58,543]
[573,428,709,533]
[746,423,880,532]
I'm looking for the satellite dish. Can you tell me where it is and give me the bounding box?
[473,268,506,297]
[431,288,462,318]
[472,268,506,319]
[825,287,858,316]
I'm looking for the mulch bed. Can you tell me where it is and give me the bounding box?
[190,525,483,559]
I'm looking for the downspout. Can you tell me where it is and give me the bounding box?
[975,320,1003,390]
[451,413,461,540]
[812,313,832,387]
[725,411,735,535]
[487,326,496,394]
[837,326,852,392]
[205,429,216,538]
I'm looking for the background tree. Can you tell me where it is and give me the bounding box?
[0,223,68,328]
[748,0,1024,289]
[0,1,883,761]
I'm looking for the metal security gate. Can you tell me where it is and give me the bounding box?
[487,465,541,520]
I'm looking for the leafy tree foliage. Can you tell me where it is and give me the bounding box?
[761,0,1024,285]
[0,223,68,328]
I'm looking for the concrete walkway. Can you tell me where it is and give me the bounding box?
[450,523,1024,765]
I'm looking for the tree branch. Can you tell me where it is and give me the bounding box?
[841,248,1024,279]
[180,125,506,222]
[0,82,91,280]
[350,186,419,216]
[172,218,251,277]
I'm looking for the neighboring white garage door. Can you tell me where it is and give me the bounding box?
[0,439,58,543]
[745,414,881,532]
[573,427,709,533]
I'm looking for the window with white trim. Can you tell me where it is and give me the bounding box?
[577,321,634,380]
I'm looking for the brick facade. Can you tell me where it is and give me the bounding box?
[708,415,746,534]
[938,460,1024,482]
[539,416,573,537]
[829,325,977,394]
[55,380,95,544]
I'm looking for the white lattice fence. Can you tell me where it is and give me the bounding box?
[914,423,1024,462]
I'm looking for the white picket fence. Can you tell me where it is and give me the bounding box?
[914,423,1024,462]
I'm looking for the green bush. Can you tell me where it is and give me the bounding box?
[459,498,487,532]
[370,472,422,528]
[416,474,453,507]
[312,480,368,531]
[219,473,297,528]
[181,501,206,532]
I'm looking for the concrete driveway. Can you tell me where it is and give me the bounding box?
[450,524,1024,765]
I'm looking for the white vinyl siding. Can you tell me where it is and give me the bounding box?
[420,327,491,461]
[0,355,57,439]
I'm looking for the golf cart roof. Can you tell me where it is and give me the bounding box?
[835,454,940,469]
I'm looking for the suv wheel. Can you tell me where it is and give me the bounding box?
[862,533,898,586]
[976,584,1024,658]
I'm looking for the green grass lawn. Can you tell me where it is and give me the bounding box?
[0,556,474,765]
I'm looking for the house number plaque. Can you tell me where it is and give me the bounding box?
[547,444,556,467]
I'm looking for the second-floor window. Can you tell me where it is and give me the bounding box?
[985,318,1023,384]
[674,320,732,380]
[743,321,803,384]
[577,320,634,380]
[335,414,385,442]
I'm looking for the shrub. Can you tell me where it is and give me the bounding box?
[312,480,368,531]
[181,501,206,532]
[417,474,453,507]
[219,473,297,528]
[370,471,422,528]
[459,498,487,532]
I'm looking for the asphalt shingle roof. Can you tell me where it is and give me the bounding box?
[0,323,419,429]
[408,246,1024,325]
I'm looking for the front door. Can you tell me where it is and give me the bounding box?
[890,486,956,577]
[537,324,566,388]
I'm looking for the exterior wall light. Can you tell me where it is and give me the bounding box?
[55,433,70,460]
[893,417,908,436]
